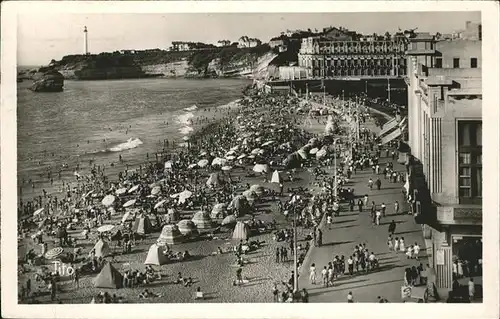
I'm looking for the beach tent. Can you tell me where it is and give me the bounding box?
[165,208,180,224]
[144,244,169,265]
[249,184,265,197]
[206,173,222,188]
[210,203,227,219]
[92,239,110,258]
[284,153,302,169]
[191,211,213,229]
[132,214,152,235]
[228,195,251,217]
[211,157,227,167]
[253,164,270,173]
[232,221,250,240]
[177,219,199,237]
[271,170,282,184]
[93,262,123,289]
[157,225,184,245]
[297,149,308,160]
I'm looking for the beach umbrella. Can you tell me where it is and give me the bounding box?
[115,188,127,195]
[157,225,184,245]
[123,199,136,208]
[229,195,251,217]
[284,153,302,169]
[97,225,115,233]
[249,184,265,197]
[33,208,44,216]
[225,155,236,161]
[261,140,274,147]
[221,165,232,171]
[45,247,64,260]
[164,161,173,169]
[83,190,94,198]
[178,190,193,204]
[247,154,255,159]
[230,145,239,151]
[225,150,236,156]
[199,151,208,156]
[154,199,167,210]
[188,163,197,169]
[128,185,140,193]
[101,195,116,207]
[210,203,227,219]
[151,186,162,196]
[232,221,250,241]
[211,157,227,166]
[253,164,269,173]
[121,211,134,223]
[237,154,247,160]
[309,148,319,155]
[316,148,327,159]
[221,215,237,226]
[177,219,199,237]
[183,136,190,141]
[197,159,209,167]
[242,190,258,202]
[192,211,213,229]
[251,148,261,155]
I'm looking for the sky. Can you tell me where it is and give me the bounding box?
[17,11,481,66]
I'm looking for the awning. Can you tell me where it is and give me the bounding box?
[378,118,399,137]
[381,128,402,145]
[398,117,407,128]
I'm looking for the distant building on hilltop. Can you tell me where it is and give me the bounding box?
[170,41,214,51]
[237,36,262,48]
[217,40,231,47]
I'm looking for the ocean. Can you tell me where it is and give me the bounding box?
[17,78,251,200]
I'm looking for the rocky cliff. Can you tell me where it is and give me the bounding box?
[30,68,64,92]
[49,45,283,80]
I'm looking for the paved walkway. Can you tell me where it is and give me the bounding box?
[298,113,427,303]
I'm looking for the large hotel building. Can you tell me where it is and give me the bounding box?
[404,21,482,298]
[296,28,410,78]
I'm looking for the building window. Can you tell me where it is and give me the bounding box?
[453,58,460,68]
[435,58,442,68]
[458,121,482,204]
[471,58,478,68]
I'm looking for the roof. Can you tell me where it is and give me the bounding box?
[409,32,435,41]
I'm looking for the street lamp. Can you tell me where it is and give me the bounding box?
[333,138,340,199]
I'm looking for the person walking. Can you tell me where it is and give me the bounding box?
[309,263,317,285]
[375,178,382,190]
[381,202,386,217]
[321,266,328,287]
[468,277,475,302]
[347,291,354,303]
[388,220,396,236]
[347,256,354,275]
[375,210,381,226]
[394,237,400,253]
[317,229,322,247]
[387,236,393,251]
[272,284,279,302]
[399,237,406,254]
[363,194,369,207]
[368,178,374,190]
[357,199,363,212]
[74,268,80,289]
[413,243,420,260]
[275,248,280,263]
[394,201,400,215]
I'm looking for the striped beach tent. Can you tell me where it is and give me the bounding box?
[157,225,184,245]
[228,195,251,217]
[144,243,170,265]
[91,239,110,258]
[249,184,265,197]
[177,219,199,237]
[132,214,152,235]
[94,262,123,289]
[232,221,250,241]
[191,211,213,230]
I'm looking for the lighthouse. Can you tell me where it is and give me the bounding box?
[83,26,88,55]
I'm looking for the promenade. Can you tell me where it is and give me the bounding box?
[298,112,428,303]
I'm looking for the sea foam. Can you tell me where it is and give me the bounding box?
[108,138,144,152]
[184,105,198,111]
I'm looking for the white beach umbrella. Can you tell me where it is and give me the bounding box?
[225,155,236,160]
[128,185,140,193]
[211,157,227,166]
[251,148,261,155]
[309,148,319,155]
[178,190,193,204]
[151,186,162,195]
[188,163,198,169]
[237,154,247,160]
[123,199,136,208]
[221,165,232,171]
[164,161,173,169]
[197,159,209,168]
[115,188,127,195]
[33,208,44,216]
[253,164,270,173]
[261,140,274,147]
[97,225,115,233]
[154,199,167,210]
[101,195,116,207]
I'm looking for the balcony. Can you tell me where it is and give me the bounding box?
[436,205,482,225]
[405,49,436,55]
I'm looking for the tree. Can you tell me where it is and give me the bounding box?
[384,32,391,40]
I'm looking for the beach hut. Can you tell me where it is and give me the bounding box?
[132,214,152,235]
[228,195,251,217]
[91,239,110,258]
[144,244,169,265]
[284,153,302,169]
[177,220,199,237]
[165,208,180,224]
[249,184,265,197]
[206,173,222,188]
[232,221,250,240]
[191,211,213,230]
[94,262,123,289]
[157,225,184,245]
[210,203,227,219]
[271,170,282,184]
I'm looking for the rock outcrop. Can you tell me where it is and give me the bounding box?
[30,69,64,92]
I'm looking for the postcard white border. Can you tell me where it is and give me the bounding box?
[2,1,499,319]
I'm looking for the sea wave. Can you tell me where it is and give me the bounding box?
[179,126,194,135]
[217,99,241,109]
[108,138,144,152]
[184,104,198,111]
